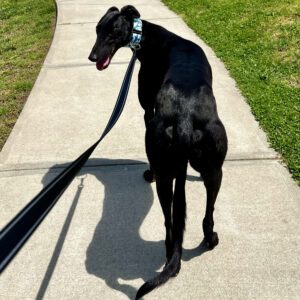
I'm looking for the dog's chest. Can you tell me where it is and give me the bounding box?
[138,66,164,102]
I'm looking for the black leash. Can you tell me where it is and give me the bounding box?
[0,51,137,273]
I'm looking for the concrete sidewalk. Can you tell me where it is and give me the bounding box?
[0,1,299,299]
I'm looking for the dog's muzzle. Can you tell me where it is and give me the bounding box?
[88,52,97,62]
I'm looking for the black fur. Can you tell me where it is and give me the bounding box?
[89,5,227,299]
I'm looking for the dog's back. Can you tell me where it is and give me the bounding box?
[142,22,226,175]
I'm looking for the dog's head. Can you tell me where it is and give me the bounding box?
[88,5,140,71]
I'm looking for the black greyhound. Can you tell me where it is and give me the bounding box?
[89,5,227,299]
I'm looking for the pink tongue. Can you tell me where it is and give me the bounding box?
[103,56,110,68]
[96,56,110,70]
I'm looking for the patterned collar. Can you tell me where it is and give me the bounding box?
[128,18,142,50]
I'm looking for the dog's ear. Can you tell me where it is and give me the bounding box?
[99,7,119,23]
[106,6,119,14]
[120,5,140,19]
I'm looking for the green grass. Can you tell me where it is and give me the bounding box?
[163,0,300,183]
[0,0,56,150]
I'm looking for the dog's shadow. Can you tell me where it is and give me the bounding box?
[84,159,164,298]
[39,158,208,300]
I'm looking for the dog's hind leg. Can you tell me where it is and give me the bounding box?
[171,161,188,275]
[135,165,187,299]
[190,120,227,249]
[202,168,223,249]
[156,176,173,262]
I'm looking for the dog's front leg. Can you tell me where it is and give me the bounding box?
[143,109,156,182]
[137,68,156,129]
[138,71,157,182]
[144,110,154,129]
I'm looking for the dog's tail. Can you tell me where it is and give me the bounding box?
[174,117,193,153]
[136,160,188,300]
[164,117,195,153]
[135,245,182,299]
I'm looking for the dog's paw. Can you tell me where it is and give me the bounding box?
[143,170,155,182]
[205,232,219,249]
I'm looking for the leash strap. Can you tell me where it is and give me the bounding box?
[0,51,137,273]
